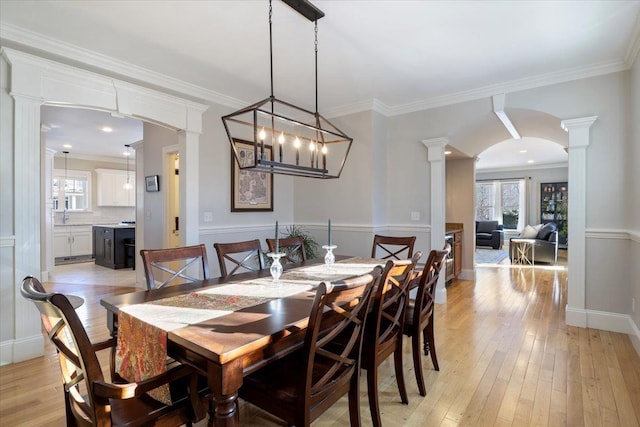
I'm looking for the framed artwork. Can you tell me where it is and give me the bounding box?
[145,175,159,192]
[231,140,273,212]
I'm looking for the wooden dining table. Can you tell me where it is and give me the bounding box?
[100,256,382,427]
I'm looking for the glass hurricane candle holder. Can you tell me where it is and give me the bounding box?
[268,252,285,282]
[322,245,337,266]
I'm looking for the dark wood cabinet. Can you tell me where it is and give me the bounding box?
[93,226,134,269]
[445,223,463,283]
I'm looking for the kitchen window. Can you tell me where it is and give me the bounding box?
[53,169,91,211]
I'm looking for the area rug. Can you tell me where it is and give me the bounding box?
[475,247,509,264]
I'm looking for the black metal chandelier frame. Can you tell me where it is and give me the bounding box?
[222,0,353,179]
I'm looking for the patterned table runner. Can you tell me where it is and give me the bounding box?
[115,257,381,403]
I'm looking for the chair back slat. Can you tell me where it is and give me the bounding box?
[266,236,307,265]
[214,239,265,277]
[414,245,449,327]
[371,234,416,260]
[140,244,210,290]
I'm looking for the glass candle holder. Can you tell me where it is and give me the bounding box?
[268,252,285,282]
[322,245,337,266]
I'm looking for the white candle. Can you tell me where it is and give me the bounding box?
[328,219,331,246]
[275,221,279,253]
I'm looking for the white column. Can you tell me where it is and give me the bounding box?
[13,94,45,362]
[422,137,448,304]
[131,140,145,288]
[561,116,597,327]
[178,130,200,246]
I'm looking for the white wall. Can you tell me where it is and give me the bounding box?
[629,55,640,336]
[293,110,377,258]
[446,158,475,275]
[142,122,178,250]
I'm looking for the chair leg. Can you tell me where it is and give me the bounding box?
[348,371,361,427]
[393,342,409,404]
[367,366,383,427]
[425,319,439,371]
[412,331,426,396]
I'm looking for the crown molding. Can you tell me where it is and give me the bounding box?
[1,22,634,120]
[324,98,392,118]
[387,60,629,116]
[625,13,640,68]
[0,23,246,109]
[476,161,568,174]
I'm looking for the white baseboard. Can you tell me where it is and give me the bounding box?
[565,306,587,327]
[629,319,640,357]
[458,268,475,281]
[0,335,44,366]
[565,306,640,357]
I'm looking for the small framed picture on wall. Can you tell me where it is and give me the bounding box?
[145,175,159,192]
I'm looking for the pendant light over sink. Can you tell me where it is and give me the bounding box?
[221,0,353,179]
[123,144,132,190]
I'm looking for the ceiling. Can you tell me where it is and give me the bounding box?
[2,1,639,167]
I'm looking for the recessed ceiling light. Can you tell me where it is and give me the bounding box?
[63,144,72,148]
[444,151,452,155]
[527,160,534,164]
[101,126,113,133]
[519,150,527,153]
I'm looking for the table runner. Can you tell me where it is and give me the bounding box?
[115,257,381,404]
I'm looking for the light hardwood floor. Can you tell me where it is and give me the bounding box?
[1,261,639,426]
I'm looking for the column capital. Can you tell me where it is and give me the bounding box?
[561,116,598,132]
[421,137,449,162]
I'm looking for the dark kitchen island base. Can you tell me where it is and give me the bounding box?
[93,225,135,269]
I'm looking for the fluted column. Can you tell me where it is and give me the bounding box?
[13,94,45,361]
[561,116,597,327]
[422,137,448,304]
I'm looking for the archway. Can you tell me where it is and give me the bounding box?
[2,47,208,362]
[440,107,595,327]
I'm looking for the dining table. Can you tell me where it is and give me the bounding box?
[100,255,383,427]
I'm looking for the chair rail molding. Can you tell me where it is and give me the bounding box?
[561,115,597,328]
[1,47,208,364]
[422,137,448,304]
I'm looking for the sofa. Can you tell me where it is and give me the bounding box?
[475,220,504,249]
[509,222,558,264]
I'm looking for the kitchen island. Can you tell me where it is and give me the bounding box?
[93,224,135,269]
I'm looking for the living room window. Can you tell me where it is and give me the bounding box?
[475,179,526,230]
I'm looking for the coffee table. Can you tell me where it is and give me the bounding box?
[511,238,535,265]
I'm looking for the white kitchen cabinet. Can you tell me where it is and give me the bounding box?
[54,225,93,259]
[96,169,135,207]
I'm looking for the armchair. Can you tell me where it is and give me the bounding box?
[475,220,504,249]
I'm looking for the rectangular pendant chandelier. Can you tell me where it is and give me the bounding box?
[222,0,353,179]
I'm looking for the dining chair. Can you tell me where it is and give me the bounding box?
[403,245,449,396]
[361,253,420,427]
[265,236,307,264]
[239,266,383,427]
[371,234,416,260]
[214,239,265,277]
[140,244,211,290]
[20,275,206,427]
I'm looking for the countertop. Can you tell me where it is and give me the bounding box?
[92,224,135,229]
[446,222,464,233]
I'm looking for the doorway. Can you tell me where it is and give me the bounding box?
[165,148,180,249]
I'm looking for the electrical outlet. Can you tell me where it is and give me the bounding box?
[203,211,213,222]
[411,211,420,221]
